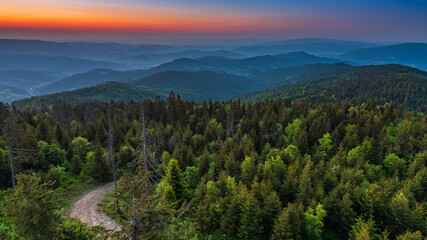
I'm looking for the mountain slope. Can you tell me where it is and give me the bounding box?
[339,43,427,70]
[248,62,352,88]
[242,64,427,112]
[0,87,30,103]
[131,70,256,101]
[34,51,339,96]
[36,68,149,94]
[149,51,341,75]
[122,49,246,67]
[13,82,160,109]
[0,70,65,90]
[14,70,259,107]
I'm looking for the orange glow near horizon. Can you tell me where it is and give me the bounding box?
[0,2,293,33]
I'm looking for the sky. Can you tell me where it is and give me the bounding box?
[0,0,426,43]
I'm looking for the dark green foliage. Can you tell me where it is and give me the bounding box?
[13,82,159,109]
[1,173,61,239]
[165,158,188,200]
[243,64,427,112]
[131,70,256,101]
[0,97,426,239]
[272,203,304,240]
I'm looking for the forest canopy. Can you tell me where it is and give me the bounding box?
[0,96,426,239]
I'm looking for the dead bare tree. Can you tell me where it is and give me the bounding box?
[106,104,117,189]
[5,109,16,189]
[133,105,161,182]
[4,107,38,188]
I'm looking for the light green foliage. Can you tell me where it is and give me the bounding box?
[206,181,219,202]
[38,140,67,167]
[285,118,302,146]
[347,146,363,166]
[349,217,377,240]
[396,231,424,240]
[304,203,327,240]
[318,133,333,159]
[70,137,91,160]
[162,183,177,203]
[263,155,286,190]
[283,144,301,163]
[383,154,406,175]
[386,123,398,147]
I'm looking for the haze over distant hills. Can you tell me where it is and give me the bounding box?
[0,55,125,73]
[13,63,427,113]
[232,38,381,56]
[1,38,426,108]
[339,43,427,70]
[36,51,341,95]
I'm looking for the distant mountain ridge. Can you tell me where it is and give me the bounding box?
[232,38,381,56]
[36,51,341,94]
[13,63,427,113]
[13,82,160,109]
[149,51,341,75]
[36,69,148,95]
[14,70,257,107]
[339,43,427,70]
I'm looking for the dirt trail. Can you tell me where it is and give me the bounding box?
[69,182,120,231]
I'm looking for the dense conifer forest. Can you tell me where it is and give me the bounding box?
[0,95,426,239]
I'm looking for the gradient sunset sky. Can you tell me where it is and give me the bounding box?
[1,0,426,42]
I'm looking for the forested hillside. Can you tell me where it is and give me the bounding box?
[131,70,256,101]
[243,64,427,112]
[13,82,160,109]
[0,97,425,239]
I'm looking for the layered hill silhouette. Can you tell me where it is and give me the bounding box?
[339,43,427,70]
[14,63,427,112]
[37,51,341,94]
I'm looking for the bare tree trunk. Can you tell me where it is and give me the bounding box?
[7,111,16,189]
[9,140,16,189]
[141,107,149,175]
[157,122,161,158]
[134,105,161,182]
[107,104,117,188]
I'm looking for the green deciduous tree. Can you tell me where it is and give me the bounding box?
[304,203,327,240]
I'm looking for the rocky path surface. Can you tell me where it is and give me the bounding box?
[70,182,120,231]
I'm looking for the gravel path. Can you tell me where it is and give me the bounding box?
[70,182,120,231]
